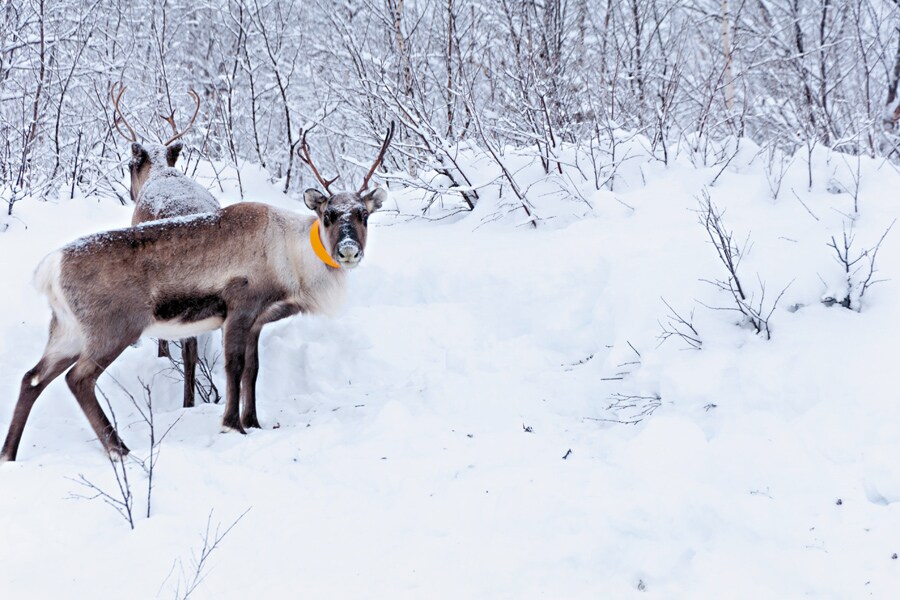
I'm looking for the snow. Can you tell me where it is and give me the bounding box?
[137,170,219,220]
[64,212,220,252]
[1,141,900,598]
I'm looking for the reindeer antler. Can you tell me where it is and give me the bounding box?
[358,121,395,193]
[110,82,138,142]
[297,128,340,195]
[161,89,201,145]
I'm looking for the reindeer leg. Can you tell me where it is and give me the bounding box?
[182,337,198,408]
[240,327,263,430]
[221,315,253,434]
[158,340,170,358]
[240,302,300,431]
[2,313,83,462]
[1,354,79,462]
[65,338,137,458]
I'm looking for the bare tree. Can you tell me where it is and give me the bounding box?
[67,375,181,526]
[697,190,791,340]
[825,219,896,311]
[0,0,898,213]
[166,508,251,600]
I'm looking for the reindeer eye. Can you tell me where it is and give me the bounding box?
[323,209,339,226]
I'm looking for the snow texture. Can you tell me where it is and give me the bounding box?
[138,170,219,220]
[1,143,899,599]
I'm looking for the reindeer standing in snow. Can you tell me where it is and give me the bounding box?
[111,84,219,408]
[0,122,394,462]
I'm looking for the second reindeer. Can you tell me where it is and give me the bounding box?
[112,83,220,408]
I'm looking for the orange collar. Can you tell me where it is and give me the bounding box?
[310,219,341,269]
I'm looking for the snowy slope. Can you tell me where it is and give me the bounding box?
[1,145,899,599]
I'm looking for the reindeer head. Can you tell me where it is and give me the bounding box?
[110,83,199,202]
[298,123,394,269]
[126,142,183,202]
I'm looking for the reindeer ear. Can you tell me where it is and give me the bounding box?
[304,189,328,212]
[363,187,387,213]
[166,141,183,167]
[130,143,148,168]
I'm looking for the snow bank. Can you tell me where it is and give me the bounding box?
[1,140,899,598]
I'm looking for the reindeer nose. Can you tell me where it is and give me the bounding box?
[338,243,360,262]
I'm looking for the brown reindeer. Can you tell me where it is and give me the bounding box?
[112,83,220,408]
[0,123,394,461]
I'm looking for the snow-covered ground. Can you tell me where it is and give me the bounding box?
[1,141,899,598]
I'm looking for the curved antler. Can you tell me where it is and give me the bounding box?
[162,89,201,145]
[110,83,138,143]
[297,128,339,195]
[358,121,395,193]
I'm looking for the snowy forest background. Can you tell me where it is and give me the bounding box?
[4,1,900,598]
[3,0,900,211]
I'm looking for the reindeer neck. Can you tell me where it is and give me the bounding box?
[276,211,346,315]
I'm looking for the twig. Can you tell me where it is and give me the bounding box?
[169,508,252,600]
[698,189,789,339]
[657,297,703,350]
[67,387,134,529]
[826,219,895,310]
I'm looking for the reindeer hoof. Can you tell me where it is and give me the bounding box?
[107,445,130,461]
[0,453,13,464]
[241,415,262,430]
[220,419,246,435]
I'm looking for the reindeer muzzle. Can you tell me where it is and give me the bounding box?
[337,241,362,267]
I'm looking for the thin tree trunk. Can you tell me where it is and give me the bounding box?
[886,24,900,130]
[445,0,455,138]
[721,0,735,114]
[13,0,46,205]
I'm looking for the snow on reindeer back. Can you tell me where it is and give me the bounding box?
[62,212,220,253]
[138,168,220,221]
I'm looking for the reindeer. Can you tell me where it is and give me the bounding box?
[0,123,394,462]
[111,83,220,408]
